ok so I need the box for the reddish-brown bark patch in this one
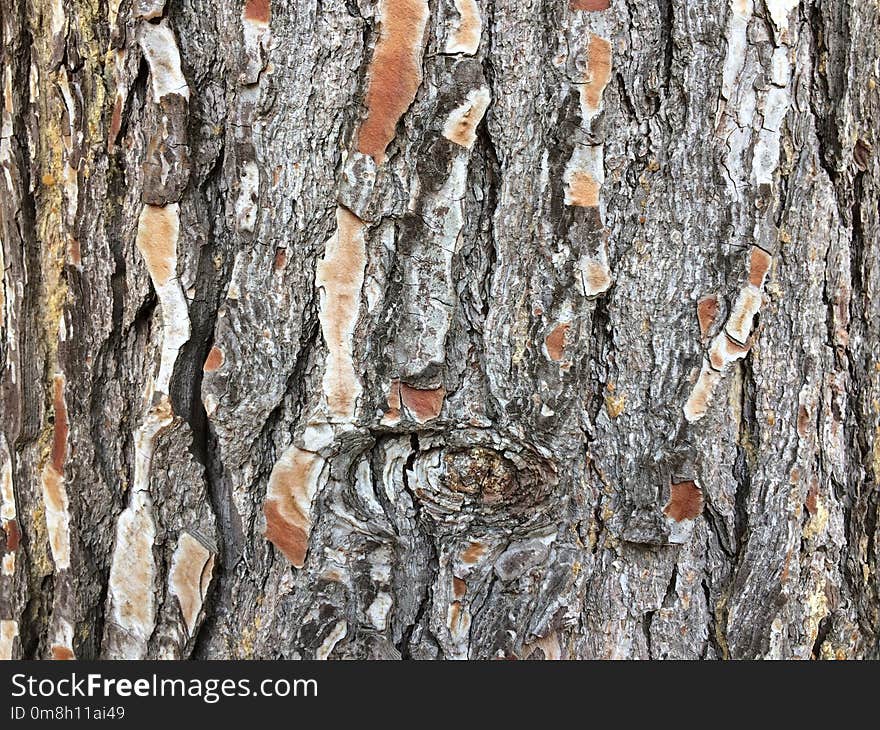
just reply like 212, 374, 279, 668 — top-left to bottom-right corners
108, 95, 123, 153
400, 383, 445, 423
663, 480, 703, 522
51, 645, 75, 660
697, 295, 718, 340
357, 0, 429, 163
570, 0, 610, 9
544, 323, 570, 361
749, 246, 772, 287
273, 247, 287, 271
453, 576, 466, 599
461, 541, 486, 563
3, 519, 20, 551
51, 374, 68, 474
264, 500, 309, 568
244, 0, 270, 23
805, 482, 819, 516
797, 405, 811, 439
581, 35, 612, 113
203, 345, 224, 373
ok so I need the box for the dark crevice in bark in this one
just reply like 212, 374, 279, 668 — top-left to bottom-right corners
397, 433, 439, 659
733, 359, 757, 551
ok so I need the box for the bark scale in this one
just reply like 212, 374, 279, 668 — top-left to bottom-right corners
1, 0, 878, 659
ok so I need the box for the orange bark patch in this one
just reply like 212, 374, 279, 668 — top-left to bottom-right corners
664, 480, 703, 522
316, 207, 367, 419
570, 0, 610, 9
566, 171, 600, 207
583, 258, 612, 297
243, 0, 270, 24
400, 384, 445, 423
51, 374, 68, 474
805, 482, 819, 516
273, 247, 287, 271
545, 323, 570, 361
264, 500, 310, 568
749, 246, 772, 287
797, 405, 811, 439
108, 94, 123, 153
51, 645, 75, 660
696, 295, 718, 340
461, 541, 486, 563
3, 519, 20, 551
447, 0, 481, 54
381, 379, 403, 424
581, 34, 612, 114
453, 576, 466, 599
357, 0, 430, 163
136, 204, 179, 287
264, 446, 325, 568
203, 345, 224, 372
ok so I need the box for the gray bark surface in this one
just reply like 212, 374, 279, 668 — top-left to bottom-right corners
1, 0, 878, 659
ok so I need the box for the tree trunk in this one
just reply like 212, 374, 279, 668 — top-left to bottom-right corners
1, 0, 878, 660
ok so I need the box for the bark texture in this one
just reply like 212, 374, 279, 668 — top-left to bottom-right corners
1, 0, 879, 660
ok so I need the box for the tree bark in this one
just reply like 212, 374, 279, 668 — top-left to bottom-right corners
1, 0, 878, 660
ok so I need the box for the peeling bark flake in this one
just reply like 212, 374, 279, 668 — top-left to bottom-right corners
315, 207, 367, 420
357, 0, 430, 163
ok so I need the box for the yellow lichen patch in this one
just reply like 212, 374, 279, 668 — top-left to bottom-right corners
315, 207, 367, 420
168, 532, 214, 636
604, 392, 625, 418
357, 0, 430, 163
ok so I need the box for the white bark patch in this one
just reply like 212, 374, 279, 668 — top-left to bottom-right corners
235, 161, 260, 232
135, 204, 191, 397
168, 532, 215, 636
445, 0, 482, 55
41, 466, 70, 571
51, 618, 75, 660
139, 20, 190, 102
41, 373, 70, 571
766, 0, 799, 32
1, 553, 13, 576
316, 620, 347, 660
720, 0, 753, 100
107, 490, 157, 658
753, 85, 789, 185
367, 592, 392, 630
134, 0, 166, 20
564, 144, 604, 207
0, 440, 14, 522
0, 619, 18, 660
725, 284, 763, 345
579, 245, 612, 298
105, 399, 172, 658
315, 207, 366, 420
684, 361, 723, 423
442, 87, 491, 149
